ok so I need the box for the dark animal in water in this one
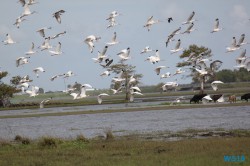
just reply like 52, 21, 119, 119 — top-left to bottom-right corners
190, 94, 207, 104
211, 94, 223, 102
241, 93, 250, 102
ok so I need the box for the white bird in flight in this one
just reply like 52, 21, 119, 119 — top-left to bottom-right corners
140, 46, 153, 54
182, 11, 196, 25
144, 16, 161, 31
92, 46, 108, 63
2, 34, 16, 45
39, 37, 52, 51
170, 39, 183, 54
70, 84, 92, 100
50, 31, 66, 40
25, 42, 37, 55
84, 35, 101, 53
106, 32, 119, 46
145, 50, 161, 64
13, 16, 26, 29
33, 67, 45, 78
25, 86, 39, 97
154, 66, 166, 75
211, 80, 224, 91
49, 42, 63, 56
226, 37, 240, 53
36, 27, 52, 38
16, 56, 30, 67
21, 4, 36, 18
97, 93, 109, 104
160, 72, 171, 79
182, 23, 196, 34
117, 47, 131, 61
106, 11, 121, 20
211, 18, 223, 33
40, 97, 52, 108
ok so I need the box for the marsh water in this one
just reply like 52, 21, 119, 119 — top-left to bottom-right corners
0, 102, 250, 139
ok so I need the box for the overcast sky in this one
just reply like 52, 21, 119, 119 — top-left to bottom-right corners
0, 0, 249, 91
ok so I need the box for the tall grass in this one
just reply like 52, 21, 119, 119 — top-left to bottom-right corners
0, 130, 249, 166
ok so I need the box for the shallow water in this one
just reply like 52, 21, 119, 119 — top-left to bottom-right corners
0, 105, 249, 139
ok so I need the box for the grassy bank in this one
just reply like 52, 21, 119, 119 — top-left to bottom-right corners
0, 130, 249, 166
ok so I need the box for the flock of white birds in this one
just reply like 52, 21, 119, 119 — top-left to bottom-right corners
1, 0, 250, 106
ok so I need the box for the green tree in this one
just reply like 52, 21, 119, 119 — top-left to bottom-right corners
177, 44, 222, 93
109, 63, 143, 101
0, 72, 21, 107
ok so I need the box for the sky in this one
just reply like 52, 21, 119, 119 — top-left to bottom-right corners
0, 0, 249, 92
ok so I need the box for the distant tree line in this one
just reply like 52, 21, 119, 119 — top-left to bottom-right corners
215, 68, 250, 83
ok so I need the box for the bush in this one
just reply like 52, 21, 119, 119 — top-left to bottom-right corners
76, 134, 89, 143
39, 137, 61, 148
105, 129, 115, 141
21, 137, 31, 145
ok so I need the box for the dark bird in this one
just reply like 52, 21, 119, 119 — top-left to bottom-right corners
167, 17, 173, 23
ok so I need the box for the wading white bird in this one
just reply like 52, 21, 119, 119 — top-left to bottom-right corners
97, 93, 109, 104
25, 42, 37, 55
140, 46, 153, 54
160, 72, 171, 79
40, 97, 52, 108
53, 10, 65, 24
145, 50, 161, 64
154, 66, 166, 75
170, 39, 183, 54
211, 18, 223, 33
128, 75, 137, 85
70, 84, 93, 100
2, 34, 16, 45
106, 32, 119, 46
36, 27, 52, 38
25, 86, 39, 97
211, 80, 224, 91
16, 56, 30, 67
49, 42, 62, 56
33, 67, 45, 78
182, 23, 196, 34
13, 16, 26, 28
21, 4, 36, 17
144, 16, 161, 31
170, 96, 185, 105
39, 37, 52, 51
182, 11, 196, 25
202, 95, 213, 104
